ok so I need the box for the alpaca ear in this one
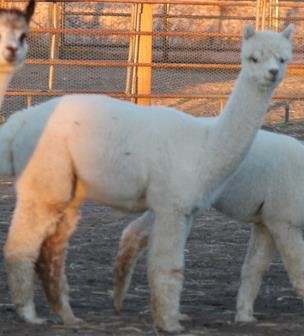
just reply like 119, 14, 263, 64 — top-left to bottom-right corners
24, 0, 35, 23
281, 24, 295, 40
243, 24, 255, 40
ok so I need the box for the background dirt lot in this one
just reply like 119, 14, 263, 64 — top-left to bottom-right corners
1, 124, 304, 336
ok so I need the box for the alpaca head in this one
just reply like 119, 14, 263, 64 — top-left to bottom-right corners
241, 24, 293, 90
0, 0, 35, 69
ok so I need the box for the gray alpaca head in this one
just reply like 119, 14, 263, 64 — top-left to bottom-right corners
0, 0, 35, 67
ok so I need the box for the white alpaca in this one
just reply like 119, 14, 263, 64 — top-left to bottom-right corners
0, 0, 36, 174
4, 25, 292, 332
113, 122, 304, 324
0, 98, 58, 176
0, 0, 35, 112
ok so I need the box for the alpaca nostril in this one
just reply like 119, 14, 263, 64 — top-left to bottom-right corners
6, 46, 17, 54
269, 69, 279, 77
4, 46, 18, 63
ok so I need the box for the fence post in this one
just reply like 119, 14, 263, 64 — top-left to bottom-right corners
269, 0, 280, 31
284, 103, 290, 123
136, 3, 152, 105
126, 4, 140, 103
48, 2, 59, 91
256, 0, 267, 30
256, 0, 280, 31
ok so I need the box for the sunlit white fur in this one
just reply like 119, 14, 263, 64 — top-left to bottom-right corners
113, 124, 304, 323
4, 24, 293, 332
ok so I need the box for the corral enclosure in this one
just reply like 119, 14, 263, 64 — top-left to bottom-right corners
2, 2, 304, 335
2, 0, 304, 123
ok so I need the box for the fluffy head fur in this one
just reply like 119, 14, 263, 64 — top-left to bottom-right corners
0, 0, 35, 68
241, 24, 293, 90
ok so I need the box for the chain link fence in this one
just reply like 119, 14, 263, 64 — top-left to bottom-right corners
2, 0, 304, 123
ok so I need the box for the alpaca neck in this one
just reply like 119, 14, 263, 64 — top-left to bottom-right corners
207, 71, 275, 184
0, 66, 15, 109
0, 67, 17, 176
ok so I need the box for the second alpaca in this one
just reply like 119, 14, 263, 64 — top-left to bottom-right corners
113, 127, 304, 323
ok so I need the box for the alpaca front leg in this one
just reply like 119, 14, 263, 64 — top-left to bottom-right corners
35, 208, 82, 325
268, 222, 304, 302
148, 211, 188, 332
235, 222, 274, 322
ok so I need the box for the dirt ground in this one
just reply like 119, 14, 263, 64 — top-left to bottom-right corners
1, 124, 304, 336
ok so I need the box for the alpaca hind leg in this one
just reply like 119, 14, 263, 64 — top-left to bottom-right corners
148, 211, 189, 332
235, 222, 274, 322
267, 222, 304, 301
113, 211, 152, 312
35, 206, 82, 325
4, 201, 61, 324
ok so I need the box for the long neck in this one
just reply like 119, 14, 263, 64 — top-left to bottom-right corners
0, 66, 14, 109
0, 66, 16, 176
205, 70, 275, 186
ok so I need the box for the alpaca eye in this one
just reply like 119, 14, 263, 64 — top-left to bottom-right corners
279, 57, 285, 64
19, 33, 27, 44
249, 56, 258, 63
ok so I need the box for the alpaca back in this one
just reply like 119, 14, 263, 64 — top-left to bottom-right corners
16, 94, 209, 211
0, 98, 58, 176
215, 130, 304, 224
0, 110, 28, 175
11, 99, 59, 174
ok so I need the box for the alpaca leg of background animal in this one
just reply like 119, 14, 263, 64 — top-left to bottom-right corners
235, 222, 275, 322
35, 197, 84, 325
113, 211, 152, 312
265, 221, 304, 302
147, 210, 191, 332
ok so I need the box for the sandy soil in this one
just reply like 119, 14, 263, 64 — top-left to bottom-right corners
0, 150, 304, 336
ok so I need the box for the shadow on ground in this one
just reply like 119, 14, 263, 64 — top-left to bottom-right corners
0, 172, 304, 335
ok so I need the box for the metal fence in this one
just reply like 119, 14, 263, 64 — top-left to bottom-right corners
2, 0, 304, 123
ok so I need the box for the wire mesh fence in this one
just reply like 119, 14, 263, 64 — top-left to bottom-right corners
2, 0, 304, 123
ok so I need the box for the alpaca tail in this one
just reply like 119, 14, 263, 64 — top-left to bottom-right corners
113, 212, 152, 312
16, 110, 81, 207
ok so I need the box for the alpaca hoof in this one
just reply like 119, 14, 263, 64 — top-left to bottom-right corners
63, 316, 84, 326
23, 315, 47, 325
178, 313, 191, 321
155, 318, 184, 333
112, 296, 122, 313
235, 313, 256, 323
17, 306, 46, 325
